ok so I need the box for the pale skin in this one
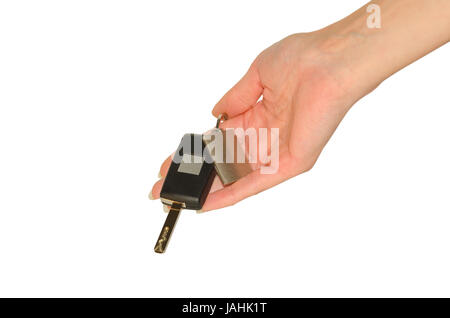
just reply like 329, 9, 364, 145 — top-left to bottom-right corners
151, 0, 450, 211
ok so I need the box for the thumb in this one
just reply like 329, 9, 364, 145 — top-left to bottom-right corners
212, 63, 263, 118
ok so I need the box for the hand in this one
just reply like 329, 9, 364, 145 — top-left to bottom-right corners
151, 0, 450, 211
151, 31, 372, 211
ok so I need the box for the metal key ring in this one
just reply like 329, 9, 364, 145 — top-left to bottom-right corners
216, 113, 228, 128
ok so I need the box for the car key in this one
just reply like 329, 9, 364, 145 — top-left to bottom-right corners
154, 133, 216, 253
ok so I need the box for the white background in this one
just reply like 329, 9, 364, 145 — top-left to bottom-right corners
0, 0, 449, 297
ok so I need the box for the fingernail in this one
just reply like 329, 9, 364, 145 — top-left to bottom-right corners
148, 191, 155, 200
163, 205, 169, 213
196, 209, 205, 214
158, 172, 162, 179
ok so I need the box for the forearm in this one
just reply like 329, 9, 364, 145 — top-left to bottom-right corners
319, 0, 450, 97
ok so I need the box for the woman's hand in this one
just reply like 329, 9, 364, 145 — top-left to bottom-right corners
151, 0, 450, 211
152, 31, 371, 211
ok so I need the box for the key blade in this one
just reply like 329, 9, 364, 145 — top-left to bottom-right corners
154, 203, 182, 253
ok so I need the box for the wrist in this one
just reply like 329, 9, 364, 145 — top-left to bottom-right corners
316, 0, 450, 99
316, 9, 393, 99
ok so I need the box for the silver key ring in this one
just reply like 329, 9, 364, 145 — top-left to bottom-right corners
216, 113, 228, 128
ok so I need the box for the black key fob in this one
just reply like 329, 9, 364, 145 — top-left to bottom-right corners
160, 133, 216, 210
154, 134, 216, 253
